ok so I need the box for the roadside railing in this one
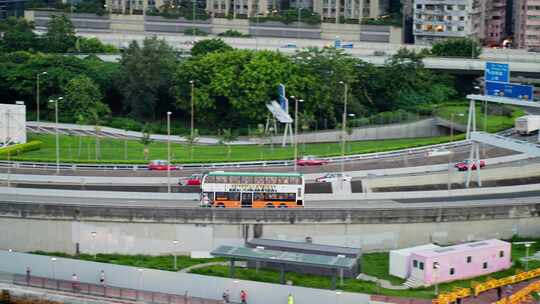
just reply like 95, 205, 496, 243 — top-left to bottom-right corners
0, 140, 470, 172
13, 274, 220, 304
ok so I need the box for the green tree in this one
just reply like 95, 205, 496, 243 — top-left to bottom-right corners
61, 75, 111, 120
76, 37, 118, 53
185, 129, 199, 160
430, 37, 482, 58
118, 37, 178, 119
140, 123, 152, 160
0, 17, 40, 52
218, 128, 238, 158
43, 14, 76, 53
190, 39, 232, 57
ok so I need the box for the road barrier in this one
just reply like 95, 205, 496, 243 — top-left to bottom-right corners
432, 268, 540, 304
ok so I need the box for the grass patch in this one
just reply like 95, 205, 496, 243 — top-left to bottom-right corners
31, 251, 225, 272
8, 133, 465, 164
434, 103, 524, 133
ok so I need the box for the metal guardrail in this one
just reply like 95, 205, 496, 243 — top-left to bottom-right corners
13, 274, 220, 304
0, 140, 469, 171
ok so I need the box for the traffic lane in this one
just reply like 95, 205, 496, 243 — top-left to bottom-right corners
2, 192, 540, 209
0, 145, 516, 177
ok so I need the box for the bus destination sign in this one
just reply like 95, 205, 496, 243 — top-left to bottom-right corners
227, 184, 277, 193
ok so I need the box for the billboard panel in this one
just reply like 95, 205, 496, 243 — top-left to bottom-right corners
0, 103, 27, 145
266, 101, 293, 123
485, 81, 534, 100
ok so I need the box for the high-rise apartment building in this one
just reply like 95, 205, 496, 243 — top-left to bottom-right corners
514, 0, 540, 49
413, 0, 508, 45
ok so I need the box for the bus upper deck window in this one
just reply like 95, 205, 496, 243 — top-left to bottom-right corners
277, 177, 289, 184
241, 176, 254, 184
291, 177, 301, 184
206, 176, 216, 183
229, 176, 241, 183
265, 177, 277, 184
216, 176, 228, 183
254, 176, 265, 184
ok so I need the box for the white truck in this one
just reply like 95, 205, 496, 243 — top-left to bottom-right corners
515, 115, 540, 135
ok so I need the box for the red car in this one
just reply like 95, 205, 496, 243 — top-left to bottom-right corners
296, 155, 329, 166
179, 174, 203, 186
147, 160, 178, 171
455, 159, 486, 171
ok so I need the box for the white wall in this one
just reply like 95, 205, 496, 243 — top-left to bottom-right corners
0, 103, 27, 145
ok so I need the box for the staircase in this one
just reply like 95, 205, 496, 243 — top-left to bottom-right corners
404, 276, 425, 288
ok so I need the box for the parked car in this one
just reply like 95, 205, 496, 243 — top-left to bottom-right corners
296, 155, 329, 166
455, 159, 486, 171
426, 149, 452, 157
147, 160, 178, 171
179, 174, 203, 186
316, 173, 352, 183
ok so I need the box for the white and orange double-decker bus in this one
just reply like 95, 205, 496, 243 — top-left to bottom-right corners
200, 172, 305, 208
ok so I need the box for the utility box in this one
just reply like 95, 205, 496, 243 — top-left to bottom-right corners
0, 103, 27, 146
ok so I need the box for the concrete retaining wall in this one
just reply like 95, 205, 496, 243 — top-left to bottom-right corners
0, 214, 538, 255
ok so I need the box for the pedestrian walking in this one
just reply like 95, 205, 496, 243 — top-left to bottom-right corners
99, 270, 105, 286
222, 289, 230, 303
25, 267, 31, 284
240, 290, 247, 304
287, 293, 294, 304
497, 286, 502, 300
506, 284, 513, 298
72, 273, 79, 292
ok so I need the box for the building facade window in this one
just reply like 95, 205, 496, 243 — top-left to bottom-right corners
450, 268, 455, 275
467, 256, 472, 263
419, 262, 424, 270
413, 260, 418, 268
483, 262, 488, 269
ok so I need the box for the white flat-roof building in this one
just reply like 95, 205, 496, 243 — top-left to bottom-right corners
0, 103, 27, 146
389, 243, 441, 279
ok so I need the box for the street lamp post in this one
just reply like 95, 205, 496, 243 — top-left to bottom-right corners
48, 97, 63, 174
433, 262, 440, 296
50, 257, 57, 283
36, 72, 47, 123
91, 231, 97, 259
167, 111, 172, 194
297, 7, 303, 41
173, 240, 179, 270
137, 268, 144, 300
525, 243, 531, 271
292, 96, 303, 172
339, 81, 348, 177
189, 80, 195, 139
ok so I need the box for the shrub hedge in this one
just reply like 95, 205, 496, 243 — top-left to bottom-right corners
0, 140, 43, 158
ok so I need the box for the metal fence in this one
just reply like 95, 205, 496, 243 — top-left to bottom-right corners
13, 274, 221, 304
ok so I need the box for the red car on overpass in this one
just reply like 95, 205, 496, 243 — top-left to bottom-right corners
455, 159, 486, 171
147, 160, 179, 171
179, 174, 203, 186
296, 155, 329, 166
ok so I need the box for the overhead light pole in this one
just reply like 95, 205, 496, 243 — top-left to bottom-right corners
91, 231, 97, 260
189, 80, 195, 139
167, 111, 172, 194
48, 97, 63, 174
338, 81, 348, 177
292, 97, 303, 172
433, 262, 440, 296
36, 72, 47, 123
173, 240, 179, 270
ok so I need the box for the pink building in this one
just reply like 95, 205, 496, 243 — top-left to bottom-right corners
515, 0, 540, 49
409, 239, 511, 286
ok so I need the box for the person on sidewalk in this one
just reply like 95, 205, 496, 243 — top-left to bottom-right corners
240, 290, 247, 304
25, 267, 31, 284
497, 286, 502, 300
99, 270, 105, 286
71, 273, 79, 292
222, 290, 230, 303
287, 293, 294, 304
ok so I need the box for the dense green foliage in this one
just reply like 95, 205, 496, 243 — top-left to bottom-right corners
250, 9, 322, 25
117, 37, 178, 119
190, 39, 233, 57
0, 17, 118, 53
0, 140, 43, 157
218, 30, 250, 37
430, 37, 482, 58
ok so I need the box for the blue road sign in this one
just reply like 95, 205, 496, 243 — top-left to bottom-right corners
485, 62, 509, 83
485, 81, 534, 100
341, 43, 354, 49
